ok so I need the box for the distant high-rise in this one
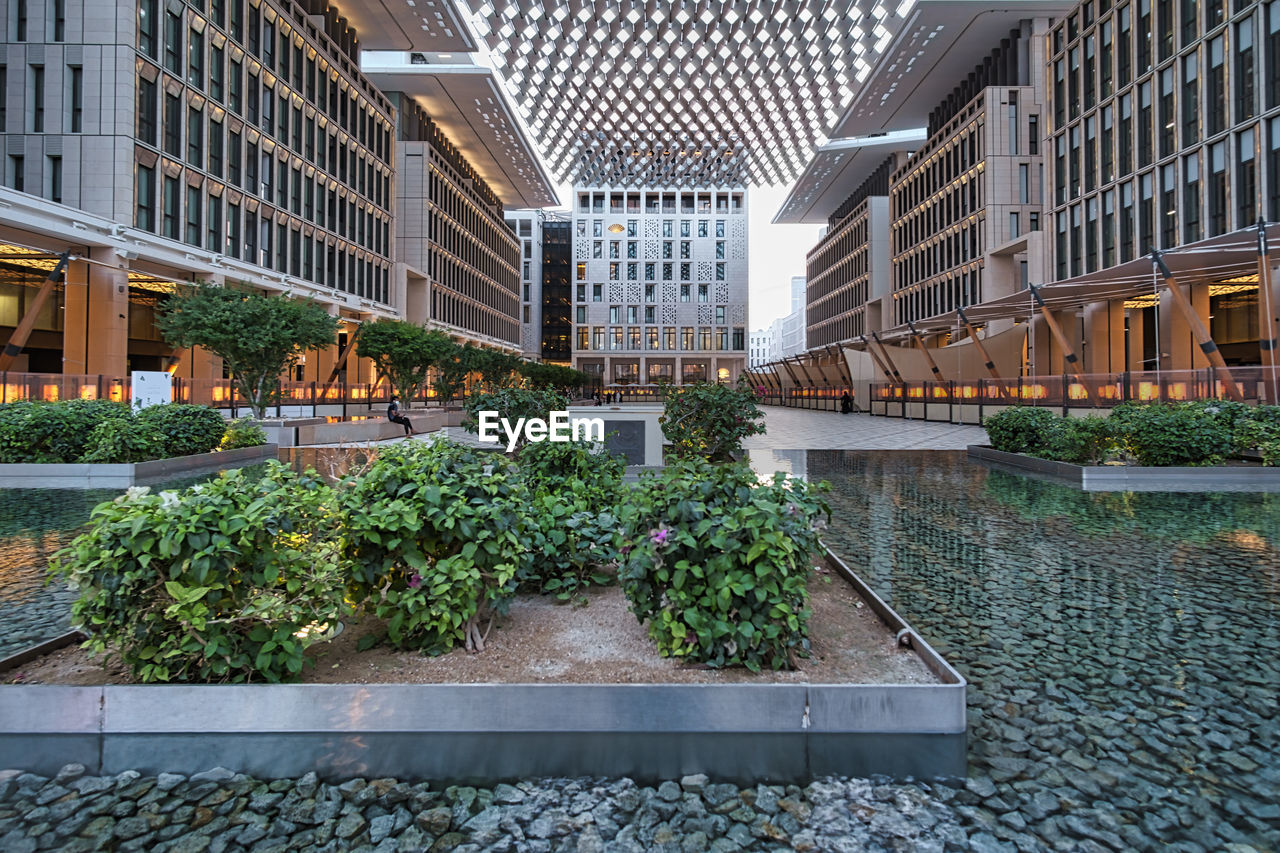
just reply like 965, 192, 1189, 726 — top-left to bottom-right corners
569, 186, 748, 386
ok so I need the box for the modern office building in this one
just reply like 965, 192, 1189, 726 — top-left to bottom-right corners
539, 212, 571, 364
569, 187, 748, 386
0, 0, 554, 386
504, 209, 545, 358
749, 329, 771, 368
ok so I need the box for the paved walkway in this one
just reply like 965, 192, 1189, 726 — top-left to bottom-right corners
743, 406, 987, 451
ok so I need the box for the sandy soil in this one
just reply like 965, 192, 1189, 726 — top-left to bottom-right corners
7, 568, 937, 686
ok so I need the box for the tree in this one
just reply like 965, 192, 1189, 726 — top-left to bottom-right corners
157, 282, 338, 419
357, 319, 440, 403
468, 347, 522, 390
431, 340, 471, 405
521, 361, 590, 391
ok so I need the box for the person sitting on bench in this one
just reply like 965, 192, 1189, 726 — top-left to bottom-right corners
387, 396, 414, 435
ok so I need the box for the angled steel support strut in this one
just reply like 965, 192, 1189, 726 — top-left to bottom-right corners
0, 252, 70, 372
1150, 249, 1244, 403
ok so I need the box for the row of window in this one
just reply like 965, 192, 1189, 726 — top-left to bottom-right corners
576, 191, 745, 215
1054, 122, 1280, 279
5, 153, 61, 202
137, 0, 392, 159
431, 285, 518, 347
584, 240, 729, 260
0, 63, 81, 134
428, 167, 520, 276
893, 268, 986, 327
574, 283, 728, 303
1051, 0, 1267, 127
574, 326, 747, 352
1052, 11, 1278, 206
808, 306, 868, 347
134, 163, 389, 302
574, 219, 730, 238
137, 64, 391, 216
589, 304, 734, 325
576, 362, 729, 386
576, 262, 729, 282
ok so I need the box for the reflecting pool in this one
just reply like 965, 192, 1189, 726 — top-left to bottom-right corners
802, 450, 1280, 851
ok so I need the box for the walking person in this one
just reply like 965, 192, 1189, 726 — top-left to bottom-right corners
387, 395, 414, 435
840, 391, 853, 414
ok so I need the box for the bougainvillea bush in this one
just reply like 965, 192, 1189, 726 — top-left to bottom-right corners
341, 439, 530, 653
50, 463, 348, 683
659, 381, 765, 461
618, 459, 830, 671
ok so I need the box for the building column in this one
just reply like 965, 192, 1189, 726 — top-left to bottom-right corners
62, 247, 130, 377
1160, 282, 1210, 370
1084, 299, 1126, 375
1126, 309, 1146, 372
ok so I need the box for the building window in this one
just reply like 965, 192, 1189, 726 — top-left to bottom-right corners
1269, 2, 1280, 111
1159, 163, 1176, 249
136, 76, 157, 144
206, 196, 221, 251
135, 165, 155, 231
1208, 141, 1227, 236
164, 12, 182, 74
185, 186, 201, 245
228, 60, 242, 112
1183, 154, 1201, 242
163, 93, 180, 155
186, 107, 203, 167
30, 65, 44, 132
66, 66, 82, 132
8, 156, 22, 192
1236, 18, 1255, 123
44, 155, 60, 203
1137, 80, 1152, 168
1270, 117, 1280, 221
1207, 35, 1225, 136
226, 202, 240, 258
1102, 189, 1116, 267
138, 0, 158, 57
162, 176, 180, 239
15, 0, 27, 41
1182, 54, 1199, 146
188, 28, 204, 89
1238, 128, 1257, 228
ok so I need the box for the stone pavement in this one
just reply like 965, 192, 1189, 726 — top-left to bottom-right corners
744, 405, 987, 451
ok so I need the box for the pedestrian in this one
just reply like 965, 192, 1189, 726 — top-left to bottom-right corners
840, 391, 853, 414
387, 395, 414, 435
594, 390, 602, 407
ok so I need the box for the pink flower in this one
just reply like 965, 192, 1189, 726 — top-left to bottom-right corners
408, 573, 422, 589
649, 527, 671, 547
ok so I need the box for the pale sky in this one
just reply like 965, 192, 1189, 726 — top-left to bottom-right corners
549, 182, 821, 334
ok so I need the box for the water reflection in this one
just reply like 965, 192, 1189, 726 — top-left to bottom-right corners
810, 451, 1280, 850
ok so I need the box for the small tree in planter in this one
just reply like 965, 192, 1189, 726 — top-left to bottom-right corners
431, 337, 471, 406
469, 347, 523, 390
660, 381, 765, 462
357, 319, 444, 404
157, 282, 339, 419
618, 459, 831, 671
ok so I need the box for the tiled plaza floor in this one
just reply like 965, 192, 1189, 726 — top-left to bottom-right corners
744, 405, 988, 450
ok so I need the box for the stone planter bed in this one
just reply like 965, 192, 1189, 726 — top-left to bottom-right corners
0, 445, 279, 489
0, 550, 966, 783
967, 444, 1280, 492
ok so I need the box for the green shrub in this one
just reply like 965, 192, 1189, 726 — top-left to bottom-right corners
1231, 417, 1280, 454
660, 381, 765, 462
1260, 440, 1280, 467
80, 417, 165, 463
1121, 403, 1235, 466
518, 438, 624, 506
514, 440, 626, 599
462, 386, 571, 451
50, 463, 348, 682
220, 417, 268, 450
983, 406, 1060, 454
0, 399, 132, 463
1040, 416, 1118, 465
341, 439, 529, 652
136, 404, 226, 458
618, 460, 830, 671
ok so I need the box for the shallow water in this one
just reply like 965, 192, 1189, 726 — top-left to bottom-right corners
794, 450, 1280, 851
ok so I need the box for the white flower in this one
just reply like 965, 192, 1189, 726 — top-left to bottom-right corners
159, 490, 180, 509
120, 486, 151, 502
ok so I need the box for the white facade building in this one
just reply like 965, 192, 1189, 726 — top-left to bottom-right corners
749, 330, 772, 368
504, 210, 545, 359
570, 187, 748, 386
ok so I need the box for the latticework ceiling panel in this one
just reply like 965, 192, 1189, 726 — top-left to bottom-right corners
458, 0, 919, 186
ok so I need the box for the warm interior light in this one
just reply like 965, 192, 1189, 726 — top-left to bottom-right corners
607, 223, 626, 233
